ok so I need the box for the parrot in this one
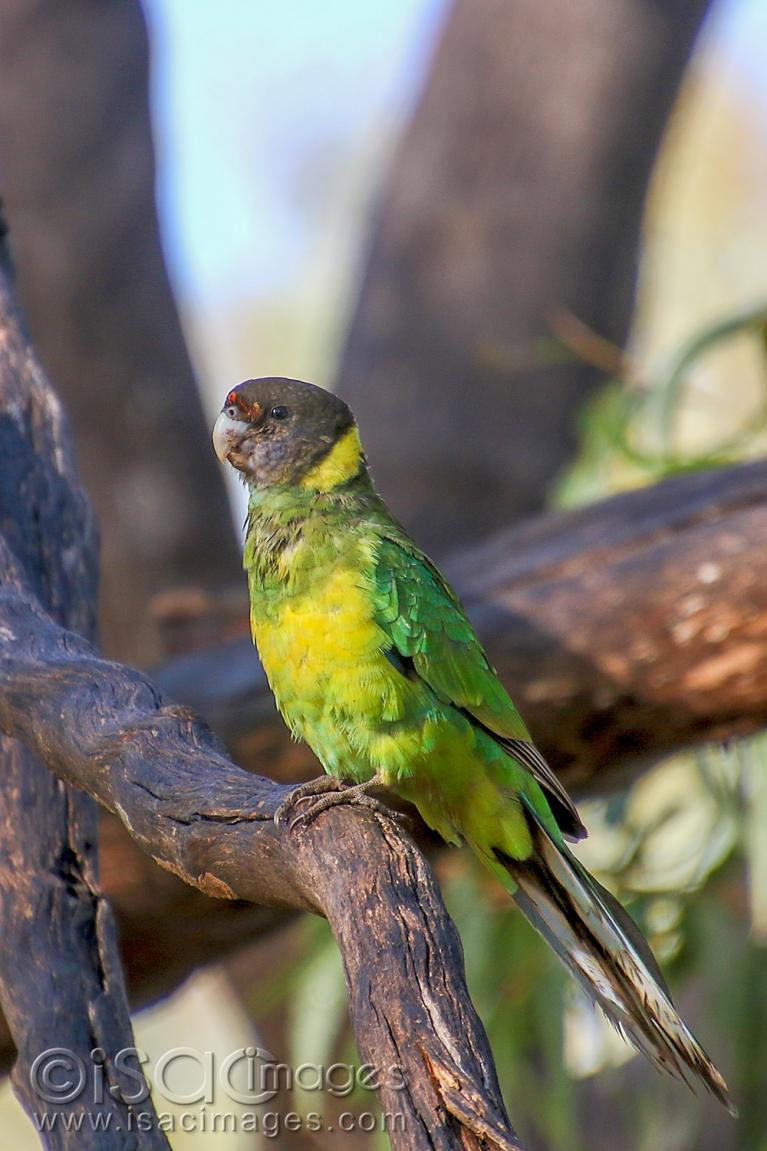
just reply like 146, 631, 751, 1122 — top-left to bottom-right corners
213, 376, 734, 1113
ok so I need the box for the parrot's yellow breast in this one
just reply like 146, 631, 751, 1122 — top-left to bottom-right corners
249, 541, 420, 780
252, 560, 383, 692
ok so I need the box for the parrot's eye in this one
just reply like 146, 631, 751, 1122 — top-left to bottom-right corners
271, 405, 291, 421
225, 405, 238, 419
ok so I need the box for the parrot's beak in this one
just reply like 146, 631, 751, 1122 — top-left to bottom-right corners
212, 410, 240, 463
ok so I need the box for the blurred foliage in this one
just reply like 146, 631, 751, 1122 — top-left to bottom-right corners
555, 301, 767, 507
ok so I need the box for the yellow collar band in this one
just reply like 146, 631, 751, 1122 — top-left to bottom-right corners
300, 426, 364, 491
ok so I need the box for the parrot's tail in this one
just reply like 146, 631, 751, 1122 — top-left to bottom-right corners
495, 798, 735, 1115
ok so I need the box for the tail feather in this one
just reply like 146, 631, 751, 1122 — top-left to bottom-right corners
497, 798, 735, 1115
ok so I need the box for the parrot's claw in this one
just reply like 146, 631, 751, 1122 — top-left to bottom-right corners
286, 791, 405, 832
275, 775, 407, 832
273, 775, 342, 828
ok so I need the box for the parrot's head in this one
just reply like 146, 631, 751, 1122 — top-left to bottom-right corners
212, 377, 365, 492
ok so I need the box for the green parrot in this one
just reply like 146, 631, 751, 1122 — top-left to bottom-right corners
213, 376, 733, 1112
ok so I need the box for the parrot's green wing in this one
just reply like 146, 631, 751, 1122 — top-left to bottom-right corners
373, 532, 586, 840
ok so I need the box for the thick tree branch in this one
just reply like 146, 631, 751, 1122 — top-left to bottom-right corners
159, 457, 767, 791
0, 575, 522, 1151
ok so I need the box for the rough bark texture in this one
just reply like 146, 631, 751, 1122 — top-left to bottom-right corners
0, 221, 168, 1147
0, 208, 520, 1151
0, 576, 522, 1151
0, 0, 241, 665
337, 0, 711, 549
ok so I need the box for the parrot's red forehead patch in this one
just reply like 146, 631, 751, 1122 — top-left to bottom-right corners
226, 389, 263, 421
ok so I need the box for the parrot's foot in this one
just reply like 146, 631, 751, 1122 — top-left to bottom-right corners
274, 775, 342, 827
275, 774, 406, 832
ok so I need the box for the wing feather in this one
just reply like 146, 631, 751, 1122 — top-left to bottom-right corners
372, 531, 586, 840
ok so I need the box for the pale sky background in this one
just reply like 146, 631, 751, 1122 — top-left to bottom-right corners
146, 0, 447, 311
145, 0, 766, 317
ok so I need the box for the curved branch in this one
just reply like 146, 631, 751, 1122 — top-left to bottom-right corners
0, 575, 521, 1151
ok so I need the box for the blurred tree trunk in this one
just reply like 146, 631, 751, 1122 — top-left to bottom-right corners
0, 0, 241, 666
338, 0, 712, 552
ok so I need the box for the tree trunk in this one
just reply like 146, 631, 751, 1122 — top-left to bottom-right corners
0, 0, 241, 665
0, 211, 168, 1149
338, 0, 711, 549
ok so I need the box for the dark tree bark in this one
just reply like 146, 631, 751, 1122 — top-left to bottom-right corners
338, 0, 712, 549
0, 206, 521, 1151
0, 813, 290, 1076
0, 556, 523, 1151
0, 220, 168, 1147
0, 0, 241, 666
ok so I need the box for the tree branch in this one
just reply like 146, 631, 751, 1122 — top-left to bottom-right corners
159, 457, 767, 792
0, 574, 522, 1151
0, 205, 521, 1150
